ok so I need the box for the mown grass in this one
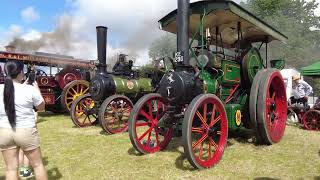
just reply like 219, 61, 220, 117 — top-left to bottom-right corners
0, 114, 319, 179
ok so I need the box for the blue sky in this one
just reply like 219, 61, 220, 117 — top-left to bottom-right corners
0, 0, 70, 32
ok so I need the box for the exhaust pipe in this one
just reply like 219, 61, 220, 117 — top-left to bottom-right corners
177, 0, 190, 66
96, 26, 108, 73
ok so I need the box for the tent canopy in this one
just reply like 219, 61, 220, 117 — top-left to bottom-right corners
301, 61, 320, 76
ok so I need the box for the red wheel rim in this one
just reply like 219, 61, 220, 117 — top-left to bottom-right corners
190, 98, 227, 168
103, 97, 132, 134
74, 97, 97, 127
264, 72, 287, 143
133, 96, 173, 153
303, 110, 320, 131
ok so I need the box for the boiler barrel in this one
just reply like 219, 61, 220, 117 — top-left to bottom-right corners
113, 77, 152, 95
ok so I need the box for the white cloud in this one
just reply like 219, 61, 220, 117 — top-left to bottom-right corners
21, 6, 40, 23
22, 29, 41, 41
0, 0, 252, 65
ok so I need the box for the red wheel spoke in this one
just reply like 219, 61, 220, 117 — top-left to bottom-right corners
139, 109, 152, 122
210, 115, 221, 127
148, 101, 153, 119
157, 101, 162, 111
138, 127, 153, 141
146, 130, 152, 146
118, 117, 121, 128
156, 100, 162, 119
208, 141, 212, 159
209, 105, 216, 125
192, 134, 208, 150
136, 122, 149, 127
191, 127, 203, 133
271, 92, 276, 101
196, 111, 209, 129
199, 142, 204, 160
209, 137, 218, 149
203, 103, 207, 122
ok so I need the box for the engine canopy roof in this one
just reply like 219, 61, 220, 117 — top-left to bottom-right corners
159, 0, 288, 49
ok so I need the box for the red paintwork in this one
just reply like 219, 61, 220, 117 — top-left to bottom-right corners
56, 69, 82, 89
224, 84, 240, 104
190, 98, 228, 168
104, 97, 132, 134
264, 71, 287, 143
132, 96, 173, 153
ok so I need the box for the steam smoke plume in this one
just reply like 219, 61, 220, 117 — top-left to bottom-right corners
8, 15, 72, 54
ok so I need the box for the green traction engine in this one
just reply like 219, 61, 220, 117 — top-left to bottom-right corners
70, 26, 160, 134
128, 0, 288, 169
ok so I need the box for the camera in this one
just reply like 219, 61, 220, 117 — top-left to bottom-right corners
26, 66, 36, 85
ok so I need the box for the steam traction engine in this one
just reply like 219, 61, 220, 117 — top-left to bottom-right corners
128, 0, 288, 169
0, 48, 94, 112
70, 26, 165, 134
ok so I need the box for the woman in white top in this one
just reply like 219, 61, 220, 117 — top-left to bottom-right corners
0, 60, 47, 180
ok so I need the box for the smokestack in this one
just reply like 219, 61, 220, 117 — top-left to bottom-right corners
177, 0, 190, 66
5, 45, 16, 52
96, 26, 108, 73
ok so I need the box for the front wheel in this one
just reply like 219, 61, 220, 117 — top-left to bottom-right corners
183, 94, 228, 169
70, 94, 98, 127
128, 93, 173, 154
99, 95, 133, 134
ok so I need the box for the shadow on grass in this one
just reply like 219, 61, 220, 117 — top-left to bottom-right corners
127, 147, 143, 156
315, 176, 320, 180
43, 157, 63, 180
126, 130, 266, 171
254, 178, 280, 180
0, 157, 62, 180
228, 128, 260, 145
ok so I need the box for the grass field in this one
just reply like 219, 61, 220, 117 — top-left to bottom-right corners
0, 114, 319, 179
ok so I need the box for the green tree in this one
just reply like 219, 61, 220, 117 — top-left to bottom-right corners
244, 0, 320, 68
148, 34, 176, 60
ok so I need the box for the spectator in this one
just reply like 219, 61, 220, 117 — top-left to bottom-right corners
291, 75, 313, 107
0, 60, 48, 180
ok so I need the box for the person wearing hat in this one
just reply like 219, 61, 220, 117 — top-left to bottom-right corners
290, 75, 313, 107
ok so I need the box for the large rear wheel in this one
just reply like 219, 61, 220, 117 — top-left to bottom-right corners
128, 93, 173, 154
257, 69, 287, 144
183, 94, 228, 169
249, 69, 267, 142
70, 94, 98, 127
99, 95, 133, 134
302, 110, 320, 131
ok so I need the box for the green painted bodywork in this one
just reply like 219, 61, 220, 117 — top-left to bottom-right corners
224, 104, 242, 129
270, 59, 285, 70
243, 48, 264, 82
221, 60, 241, 86
113, 76, 153, 96
200, 71, 217, 94
158, 0, 287, 131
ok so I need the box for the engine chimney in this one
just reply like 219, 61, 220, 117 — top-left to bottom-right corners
177, 0, 190, 66
96, 26, 108, 73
